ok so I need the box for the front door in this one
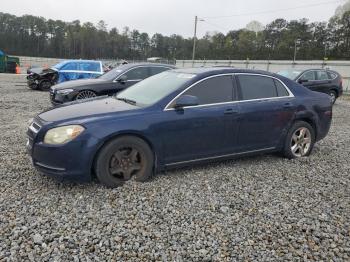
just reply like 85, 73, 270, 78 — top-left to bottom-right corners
115, 66, 150, 91
161, 75, 240, 164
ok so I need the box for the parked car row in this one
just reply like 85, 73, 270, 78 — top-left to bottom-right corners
26, 66, 333, 188
50, 63, 175, 104
277, 68, 343, 104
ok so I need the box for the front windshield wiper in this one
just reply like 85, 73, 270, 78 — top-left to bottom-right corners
116, 97, 137, 105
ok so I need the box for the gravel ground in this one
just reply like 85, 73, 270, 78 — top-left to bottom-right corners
0, 74, 350, 261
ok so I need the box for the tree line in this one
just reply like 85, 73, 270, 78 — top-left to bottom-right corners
0, 11, 350, 60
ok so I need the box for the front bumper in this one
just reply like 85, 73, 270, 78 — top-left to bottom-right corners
26, 123, 99, 182
50, 90, 78, 105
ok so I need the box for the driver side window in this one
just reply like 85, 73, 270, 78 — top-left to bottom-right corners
181, 75, 234, 105
123, 67, 149, 81
300, 71, 316, 81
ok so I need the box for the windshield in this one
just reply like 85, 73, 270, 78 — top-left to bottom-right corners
277, 69, 302, 80
116, 71, 195, 106
98, 67, 124, 81
52, 61, 68, 70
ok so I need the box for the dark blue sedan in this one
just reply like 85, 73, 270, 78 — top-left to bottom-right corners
26, 68, 332, 187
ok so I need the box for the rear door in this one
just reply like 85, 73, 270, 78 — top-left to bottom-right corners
314, 70, 333, 94
235, 74, 295, 152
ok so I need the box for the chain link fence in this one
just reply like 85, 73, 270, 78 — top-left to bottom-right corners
176, 60, 350, 93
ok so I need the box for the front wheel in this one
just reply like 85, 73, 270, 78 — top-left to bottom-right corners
95, 136, 154, 188
39, 80, 52, 91
75, 90, 97, 100
282, 121, 315, 159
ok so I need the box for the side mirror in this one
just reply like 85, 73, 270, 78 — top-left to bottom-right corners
174, 95, 199, 109
298, 79, 308, 84
117, 75, 127, 84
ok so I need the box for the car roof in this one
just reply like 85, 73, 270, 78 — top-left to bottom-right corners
172, 67, 277, 78
121, 63, 176, 69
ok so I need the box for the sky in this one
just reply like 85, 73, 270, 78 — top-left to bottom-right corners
1, 0, 346, 37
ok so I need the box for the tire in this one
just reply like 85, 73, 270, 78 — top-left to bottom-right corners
28, 84, 39, 90
75, 90, 97, 100
282, 121, 315, 159
39, 80, 52, 91
95, 136, 154, 188
329, 90, 337, 104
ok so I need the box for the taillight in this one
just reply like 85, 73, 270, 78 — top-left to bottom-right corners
324, 110, 332, 117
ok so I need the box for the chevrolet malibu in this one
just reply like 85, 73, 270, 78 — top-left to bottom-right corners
26, 68, 332, 188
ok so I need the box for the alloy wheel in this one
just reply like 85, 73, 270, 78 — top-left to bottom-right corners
109, 147, 144, 180
290, 127, 312, 157
76, 90, 96, 100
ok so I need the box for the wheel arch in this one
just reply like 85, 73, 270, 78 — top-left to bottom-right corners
293, 116, 317, 140
329, 88, 338, 97
89, 131, 157, 178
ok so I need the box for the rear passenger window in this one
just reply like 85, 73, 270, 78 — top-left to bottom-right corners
183, 75, 233, 105
124, 67, 149, 80
150, 67, 170, 75
80, 62, 100, 72
274, 79, 289, 97
328, 72, 337, 79
316, 70, 329, 80
238, 75, 277, 100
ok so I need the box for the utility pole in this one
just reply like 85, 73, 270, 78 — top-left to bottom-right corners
192, 16, 198, 62
293, 40, 297, 63
293, 39, 301, 63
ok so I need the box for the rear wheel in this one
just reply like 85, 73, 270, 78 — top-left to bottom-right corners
39, 80, 52, 91
95, 136, 154, 188
75, 90, 96, 100
329, 90, 337, 104
283, 121, 315, 159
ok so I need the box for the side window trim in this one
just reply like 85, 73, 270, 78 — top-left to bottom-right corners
164, 73, 294, 111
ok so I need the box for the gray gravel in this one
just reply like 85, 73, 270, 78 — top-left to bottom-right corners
0, 73, 350, 261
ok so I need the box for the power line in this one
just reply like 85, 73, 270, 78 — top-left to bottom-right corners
201, 20, 229, 32
202, 0, 346, 20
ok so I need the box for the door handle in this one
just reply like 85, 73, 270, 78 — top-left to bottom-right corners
283, 102, 293, 109
224, 108, 238, 115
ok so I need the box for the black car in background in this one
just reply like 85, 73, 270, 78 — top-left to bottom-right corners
277, 69, 343, 104
50, 63, 176, 105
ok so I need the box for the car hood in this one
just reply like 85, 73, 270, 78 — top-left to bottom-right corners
28, 67, 57, 75
38, 97, 139, 122
52, 78, 109, 90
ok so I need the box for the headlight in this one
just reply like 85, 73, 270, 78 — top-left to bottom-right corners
57, 89, 74, 95
44, 125, 85, 145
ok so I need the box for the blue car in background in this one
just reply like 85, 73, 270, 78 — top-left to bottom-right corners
27, 60, 104, 91
26, 67, 332, 188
